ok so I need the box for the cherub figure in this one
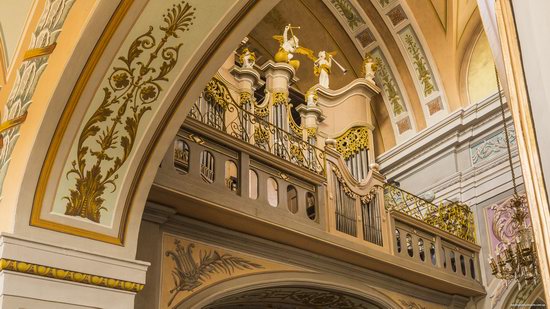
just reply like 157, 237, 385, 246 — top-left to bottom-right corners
305, 88, 318, 107
362, 53, 377, 84
239, 48, 255, 69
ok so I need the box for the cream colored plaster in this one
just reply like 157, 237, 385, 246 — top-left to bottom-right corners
467, 31, 497, 105
0, 0, 35, 71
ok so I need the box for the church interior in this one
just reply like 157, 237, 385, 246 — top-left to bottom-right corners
0, 0, 548, 308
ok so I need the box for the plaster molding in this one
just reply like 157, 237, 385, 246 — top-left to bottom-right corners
378, 92, 505, 175
0, 233, 148, 292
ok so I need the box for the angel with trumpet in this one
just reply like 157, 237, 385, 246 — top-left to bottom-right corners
302, 50, 345, 89
273, 24, 313, 69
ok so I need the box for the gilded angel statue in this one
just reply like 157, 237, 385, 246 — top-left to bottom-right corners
272, 24, 314, 70
362, 53, 377, 84
239, 48, 255, 69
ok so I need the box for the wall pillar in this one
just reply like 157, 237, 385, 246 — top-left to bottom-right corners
0, 234, 147, 308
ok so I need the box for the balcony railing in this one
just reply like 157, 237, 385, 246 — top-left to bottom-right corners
187, 78, 326, 176
383, 184, 476, 243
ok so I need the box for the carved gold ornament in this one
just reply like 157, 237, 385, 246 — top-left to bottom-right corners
205, 77, 237, 109
0, 258, 143, 292
239, 91, 253, 107
254, 104, 270, 118
306, 127, 317, 139
272, 92, 288, 106
335, 127, 369, 160
64, 1, 195, 223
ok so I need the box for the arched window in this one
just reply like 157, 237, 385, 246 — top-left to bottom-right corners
306, 192, 316, 220
470, 258, 476, 279
460, 255, 466, 276
287, 186, 298, 214
248, 170, 258, 200
396, 229, 401, 253
225, 161, 238, 192
442, 248, 447, 269
174, 139, 189, 173
430, 243, 436, 265
418, 238, 425, 261
200, 151, 215, 183
406, 234, 413, 257
450, 251, 457, 272
267, 178, 278, 207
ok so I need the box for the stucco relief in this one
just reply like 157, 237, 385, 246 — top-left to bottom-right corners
0, 0, 75, 196
161, 234, 303, 309
485, 194, 530, 308
470, 126, 516, 165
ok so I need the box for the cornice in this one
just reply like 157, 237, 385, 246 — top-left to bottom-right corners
378, 93, 509, 175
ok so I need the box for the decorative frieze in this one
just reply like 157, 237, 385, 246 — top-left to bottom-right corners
0, 258, 143, 292
399, 26, 437, 98
470, 126, 516, 165
328, 0, 365, 30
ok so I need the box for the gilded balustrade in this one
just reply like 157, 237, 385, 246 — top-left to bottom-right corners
187, 78, 326, 176
383, 184, 476, 243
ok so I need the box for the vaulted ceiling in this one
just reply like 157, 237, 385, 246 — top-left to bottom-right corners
241, 0, 490, 153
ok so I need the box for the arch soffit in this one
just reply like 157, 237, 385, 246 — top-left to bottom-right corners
181, 271, 403, 309
6, 0, 279, 259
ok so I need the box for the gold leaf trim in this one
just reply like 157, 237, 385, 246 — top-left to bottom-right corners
0, 258, 144, 292
23, 43, 57, 61
272, 92, 287, 106
335, 126, 369, 159
0, 112, 27, 134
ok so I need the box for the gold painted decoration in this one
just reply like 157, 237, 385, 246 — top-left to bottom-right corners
187, 79, 326, 176
399, 27, 437, 97
328, 0, 365, 30
371, 49, 406, 116
23, 43, 57, 61
0, 258, 143, 292
289, 113, 302, 136
335, 127, 369, 160
254, 104, 269, 118
64, 2, 196, 223
165, 239, 262, 306
253, 127, 269, 145
0, 112, 27, 148
161, 235, 300, 308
